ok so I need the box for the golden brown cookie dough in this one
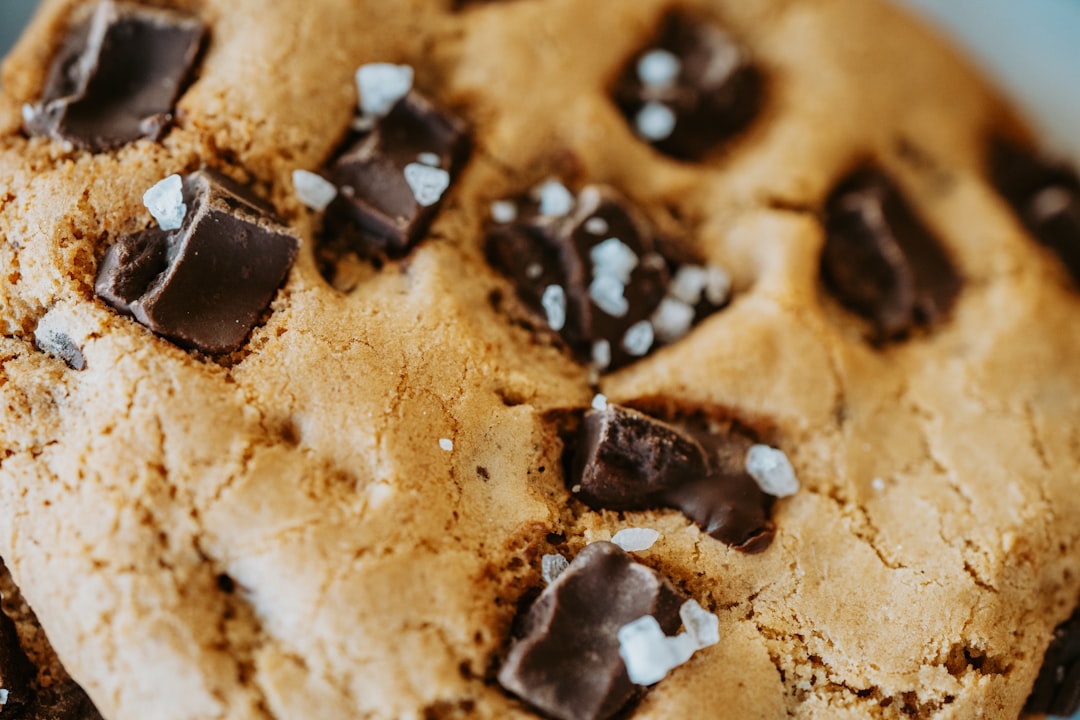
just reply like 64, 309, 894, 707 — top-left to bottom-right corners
1, 0, 1079, 719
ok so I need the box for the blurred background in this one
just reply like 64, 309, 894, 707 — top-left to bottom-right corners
1, 0, 1078, 160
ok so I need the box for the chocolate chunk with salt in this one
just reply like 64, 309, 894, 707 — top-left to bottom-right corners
24, 1, 205, 152
821, 167, 960, 341
498, 542, 684, 720
26, 679, 103, 720
486, 184, 729, 372
0, 605, 35, 715
1025, 607, 1080, 717
571, 405, 775, 553
95, 169, 299, 354
323, 91, 470, 259
990, 139, 1080, 283
612, 13, 763, 160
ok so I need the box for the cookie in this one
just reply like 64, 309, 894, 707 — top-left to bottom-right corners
1, 0, 1080, 719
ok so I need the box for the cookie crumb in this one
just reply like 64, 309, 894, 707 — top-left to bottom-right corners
611, 528, 660, 552
745, 444, 799, 497
292, 169, 337, 211
143, 174, 187, 230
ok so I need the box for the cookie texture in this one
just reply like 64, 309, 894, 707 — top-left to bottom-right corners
1, 0, 1079, 719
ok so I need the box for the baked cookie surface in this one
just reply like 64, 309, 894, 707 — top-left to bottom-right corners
1, 1, 1080, 719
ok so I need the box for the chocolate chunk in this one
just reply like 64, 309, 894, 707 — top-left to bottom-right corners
26, 679, 103, 720
612, 13, 763, 160
0, 605, 35, 715
1025, 607, 1080, 716
486, 184, 729, 372
322, 91, 470, 259
570, 405, 775, 552
989, 139, 1080, 282
498, 542, 684, 720
821, 167, 960, 340
95, 169, 299, 354
24, 1, 205, 151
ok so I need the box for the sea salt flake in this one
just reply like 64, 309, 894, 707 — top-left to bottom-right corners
592, 339, 612, 370
670, 265, 708, 304
403, 163, 451, 207
680, 599, 719, 649
541, 284, 567, 331
745, 444, 800, 497
611, 527, 659, 552
571, 484, 582, 493
591, 393, 608, 411
589, 275, 629, 317
1032, 186, 1073, 220
636, 102, 677, 142
534, 179, 574, 217
351, 114, 378, 133
541, 553, 569, 584
590, 237, 639, 284
618, 615, 697, 686
439, 438, 453, 452
490, 200, 517, 224
355, 63, 414, 117
637, 48, 681, 87
584, 216, 610, 235
417, 152, 441, 167
0, 688, 8, 705
143, 174, 187, 231
622, 320, 654, 357
703, 266, 732, 305
525, 263, 543, 279
872, 477, 885, 492
292, 169, 337, 211
21, 103, 34, 125
650, 297, 695, 343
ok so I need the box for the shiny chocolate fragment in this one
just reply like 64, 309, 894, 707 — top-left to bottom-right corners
498, 542, 684, 720
95, 169, 299, 354
822, 167, 960, 340
612, 13, 763, 160
323, 91, 470, 259
486, 184, 728, 372
570, 405, 775, 552
990, 139, 1080, 282
1025, 607, 1080, 717
24, 1, 205, 151
0, 605, 35, 715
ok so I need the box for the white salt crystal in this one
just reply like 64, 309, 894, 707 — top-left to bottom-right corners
650, 297, 695, 344
1032, 186, 1072, 220
592, 339, 612, 370
541, 285, 567, 331
571, 484, 582, 493
590, 238, 639, 284
669, 265, 708, 304
622, 320, 654, 357
355, 62, 414, 117
0, 688, 8, 705
591, 393, 608, 411
351, 114, 378, 133
541, 553, 569, 584
703, 265, 732, 305
143, 174, 186, 231
636, 102, 677, 142
491, 200, 517, 224
680, 599, 719, 649
439, 438, 453, 452
872, 477, 886, 492
745, 444, 800, 498
292, 169, 337, 212
618, 615, 696, 686
584, 216, 609, 236
611, 527, 659, 552
535, 179, 574, 217
21, 103, 34, 125
403, 163, 451, 207
417, 152, 441, 167
637, 49, 681, 87
589, 275, 629, 317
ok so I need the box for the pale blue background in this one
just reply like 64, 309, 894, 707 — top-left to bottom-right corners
0, 0, 1079, 717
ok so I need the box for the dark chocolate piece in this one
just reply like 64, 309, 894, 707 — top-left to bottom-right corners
570, 405, 775, 552
486, 184, 727, 372
25, 679, 103, 720
498, 542, 684, 720
0, 604, 35, 715
95, 169, 299, 354
1025, 607, 1080, 717
612, 13, 763, 160
821, 167, 960, 340
24, 1, 205, 152
989, 139, 1080, 282
322, 91, 470, 259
